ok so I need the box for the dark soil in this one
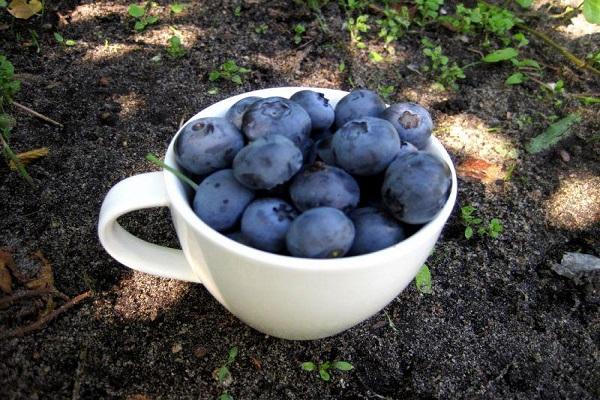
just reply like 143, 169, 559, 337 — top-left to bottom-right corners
1, 1, 599, 399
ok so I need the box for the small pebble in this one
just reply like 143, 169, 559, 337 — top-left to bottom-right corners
171, 343, 182, 353
559, 149, 570, 163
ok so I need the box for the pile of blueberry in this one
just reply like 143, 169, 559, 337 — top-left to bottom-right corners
174, 89, 451, 259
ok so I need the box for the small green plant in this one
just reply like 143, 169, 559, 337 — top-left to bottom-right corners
415, 0, 444, 23
377, 84, 394, 101
461, 205, 503, 239
170, 2, 185, 14
346, 14, 369, 48
54, 32, 76, 47
415, 264, 432, 294
255, 23, 268, 34
480, 48, 543, 87
301, 360, 353, 381
293, 23, 305, 44
215, 347, 238, 400
368, 51, 383, 63
209, 60, 251, 85
166, 35, 185, 58
340, 0, 367, 12
0, 56, 31, 184
128, 2, 159, 31
233, 5, 241, 16
376, 4, 410, 46
27, 30, 41, 53
587, 50, 600, 67
421, 38, 465, 90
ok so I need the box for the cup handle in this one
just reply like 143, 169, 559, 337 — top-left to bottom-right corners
98, 172, 201, 283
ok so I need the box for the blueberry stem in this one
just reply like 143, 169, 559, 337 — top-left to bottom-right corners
145, 153, 198, 191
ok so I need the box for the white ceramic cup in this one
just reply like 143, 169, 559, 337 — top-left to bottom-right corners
98, 87, 457, 340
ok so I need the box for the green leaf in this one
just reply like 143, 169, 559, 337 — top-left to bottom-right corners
65, 39, 76, 46
170, 3, 184, 13
415, 264, 432, 294
369, 51, 384, 62
230, 74, 243, 85
0, 0, 7, 7
208, 87, 219, 95
222, 60, 238, 72
53, 32, 64, 43
217, 366, 230, 382
516, 59, 540, 69
168, 35, 181, 46
208, 71, 221, 81
513, 33, 529, 47
525, 113, 582, 154
583, 0, 600, 24
301, 362, 316, 371
333, 361, 354, 371
515, 0, 533, 8
128, 4, 145, 18
465, 226, 473, 239
505, 72, 524, 85
338, 62, 346, 72
488, 218, 503, 238
237, 67, 251, 73
319, 368, 331, 381
145, 15, 159, 25
228, 346, 238, 363
0, 114, 15, 130
134, 20, 146, 31
219, 393, 234, 400
578, 96, 600, 105
482, 48, 518, 63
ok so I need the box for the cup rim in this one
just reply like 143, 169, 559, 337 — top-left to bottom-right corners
163, 87, 458, 271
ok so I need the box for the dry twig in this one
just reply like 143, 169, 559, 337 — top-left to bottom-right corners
1, 291, 91, 339
12, 101, 64, 127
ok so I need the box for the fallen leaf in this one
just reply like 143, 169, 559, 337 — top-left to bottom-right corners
0, 250, 14, 294
126, 395, 152, 400
7, 0, 43, 19
25, 251, 54, 290
457, 157, 506, 184
525, 114, 581, 154
9, 147, 49, 170
552, 252, 600, 284
193, 346, 207, 359
249, 356, 262, 369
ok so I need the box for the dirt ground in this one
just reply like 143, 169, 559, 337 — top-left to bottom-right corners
1, 0, 599, 399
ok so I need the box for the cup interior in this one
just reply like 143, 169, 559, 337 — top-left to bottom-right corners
163, 87, 458, 270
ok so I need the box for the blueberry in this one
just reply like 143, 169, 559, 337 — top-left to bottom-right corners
175, 117, 244, 175
382, 151, 451, 224
397, 140, 418, 158
286, 207, 355, 258
334, 89, 386, 128
289, 162, 359, 213
241, 198, 298, 253
299, 137, 317, 165
193, 169, 255, 231
381, 103, 433, 150
315, 133, 335, 165
226, 231, 252, 246
233, 134, 303, 190
331, 117, 400, 176
290, 90, 335, 131
348, 207, 406, 256
242, 97, 312, 146
225, 96, 262, 130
